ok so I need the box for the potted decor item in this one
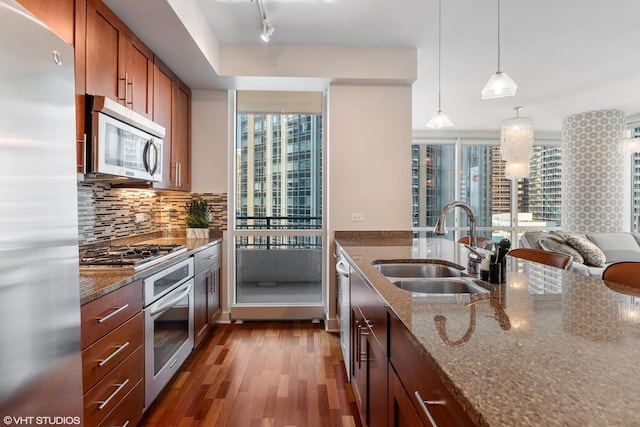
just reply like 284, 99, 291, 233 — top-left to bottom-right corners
185, 196, 211, 239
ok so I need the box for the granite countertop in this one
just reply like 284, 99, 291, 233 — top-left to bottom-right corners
79, 231, 223, 305
337, 237, 640, 427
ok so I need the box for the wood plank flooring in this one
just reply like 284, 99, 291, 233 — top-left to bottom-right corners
140, 321, 362, 427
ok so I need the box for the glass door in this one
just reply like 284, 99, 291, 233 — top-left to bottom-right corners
230, 92, 324, 321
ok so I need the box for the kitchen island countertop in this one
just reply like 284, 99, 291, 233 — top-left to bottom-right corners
337, 236, 640, 426
79, 231, 223, 305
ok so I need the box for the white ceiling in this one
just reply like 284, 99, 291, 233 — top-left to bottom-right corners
105, 0, 640, 134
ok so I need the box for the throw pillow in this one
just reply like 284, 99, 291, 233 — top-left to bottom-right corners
538, 236, 584, 265
562, 234, 606, 267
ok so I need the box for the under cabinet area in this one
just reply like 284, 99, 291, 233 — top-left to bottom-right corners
193, 242, 222, 349
80, 279, 144, 427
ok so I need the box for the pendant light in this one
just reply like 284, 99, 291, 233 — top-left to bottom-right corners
501, 106, 534, 179
426, 0, 454, 129
482, 0, 517, 99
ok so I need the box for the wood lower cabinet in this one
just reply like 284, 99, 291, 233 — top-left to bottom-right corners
389, 364, 426, 427
193, 243, 221, 349
81, 280, 144, 427
350, 267, 388, 427
389, 314, 473, 427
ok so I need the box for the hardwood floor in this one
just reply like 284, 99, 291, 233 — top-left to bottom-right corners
141, 321, 363, 427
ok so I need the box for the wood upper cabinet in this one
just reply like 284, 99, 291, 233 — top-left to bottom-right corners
125, 33, 153, 117
151, 57, 191, 192
173, 80, 192, 191
17, 0, 75, 46
152, 57, 175, 190
85, 0, 152, 118
85, 0, 123, 104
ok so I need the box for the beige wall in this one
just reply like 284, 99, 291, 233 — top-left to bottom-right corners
327, 83, 413, 232
191, 89, 229, 194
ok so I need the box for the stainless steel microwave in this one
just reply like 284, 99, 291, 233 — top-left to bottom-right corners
85, 95, 165, 182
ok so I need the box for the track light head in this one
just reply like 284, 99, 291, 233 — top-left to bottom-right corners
260, 20, 274, 42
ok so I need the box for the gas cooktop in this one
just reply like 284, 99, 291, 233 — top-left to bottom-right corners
80, 243, 186, 270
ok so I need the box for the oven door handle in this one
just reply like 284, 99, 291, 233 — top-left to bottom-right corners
149, 281, 192, 319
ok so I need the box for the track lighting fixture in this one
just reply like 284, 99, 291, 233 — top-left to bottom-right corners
255, 0, 274, 43
261, 19, 275, 42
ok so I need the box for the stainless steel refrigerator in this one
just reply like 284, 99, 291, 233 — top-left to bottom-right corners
0, 0, 83, 422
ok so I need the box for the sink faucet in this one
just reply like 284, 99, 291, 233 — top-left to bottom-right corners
433, 201, 482, 275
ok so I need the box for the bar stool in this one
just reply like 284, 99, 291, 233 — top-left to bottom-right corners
602, 262, 640, 289
508, 248, 572, 270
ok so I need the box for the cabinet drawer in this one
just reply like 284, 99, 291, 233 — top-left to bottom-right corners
81, 280, 143, 349
194, 244, 220, 275
84, 346, 144, 427
389, 315, 473, 427
96, 378, 144, 427
82, 312, 143, 393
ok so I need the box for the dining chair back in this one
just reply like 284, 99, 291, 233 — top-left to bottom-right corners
602, 262, 640, 289
508, 248, 572, 270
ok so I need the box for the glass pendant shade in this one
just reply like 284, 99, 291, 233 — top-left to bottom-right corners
501, 109, 534, 179
619, 137, 640, 154
482, 71, 517, 99
504, 161, 530, 179
426, 110, 454, 129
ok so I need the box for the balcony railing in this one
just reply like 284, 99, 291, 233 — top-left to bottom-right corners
236, 216, 322, 250
237, 215, 322, 230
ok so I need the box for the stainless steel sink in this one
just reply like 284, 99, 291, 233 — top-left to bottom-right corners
391, 277, 490, 294
371, 259, 465, 279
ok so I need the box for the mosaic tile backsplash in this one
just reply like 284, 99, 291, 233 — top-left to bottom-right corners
77, 181, 227, 245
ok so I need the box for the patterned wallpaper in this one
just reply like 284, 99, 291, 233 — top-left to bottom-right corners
561, 110, 625, 233
77, 180, 227, 245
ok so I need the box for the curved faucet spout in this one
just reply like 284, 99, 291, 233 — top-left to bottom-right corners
433, 201, 477, 248
434, 201, 479, 274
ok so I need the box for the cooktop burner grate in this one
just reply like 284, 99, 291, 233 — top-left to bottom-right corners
80, 244, 186, 269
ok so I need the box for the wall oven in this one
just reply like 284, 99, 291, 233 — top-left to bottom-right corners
85, 94, 165, 182
144, 257, 194, 408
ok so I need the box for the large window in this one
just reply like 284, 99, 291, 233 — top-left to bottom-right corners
412, 137, 562, 245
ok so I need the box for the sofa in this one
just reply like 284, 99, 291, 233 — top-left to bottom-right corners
520, 231, 640, 277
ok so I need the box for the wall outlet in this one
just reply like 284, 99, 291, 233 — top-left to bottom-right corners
351, 213, 364, 222
135, 213, 146, 223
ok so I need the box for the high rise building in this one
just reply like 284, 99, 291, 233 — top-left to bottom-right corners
412, 142, 563, 230
236, 113, 323, 233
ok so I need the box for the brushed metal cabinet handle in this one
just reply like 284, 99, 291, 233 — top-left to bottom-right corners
97, 304, 129, 323
98, 342, 130, 367
414, 391, 446, 427
98, 378, 130, 410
